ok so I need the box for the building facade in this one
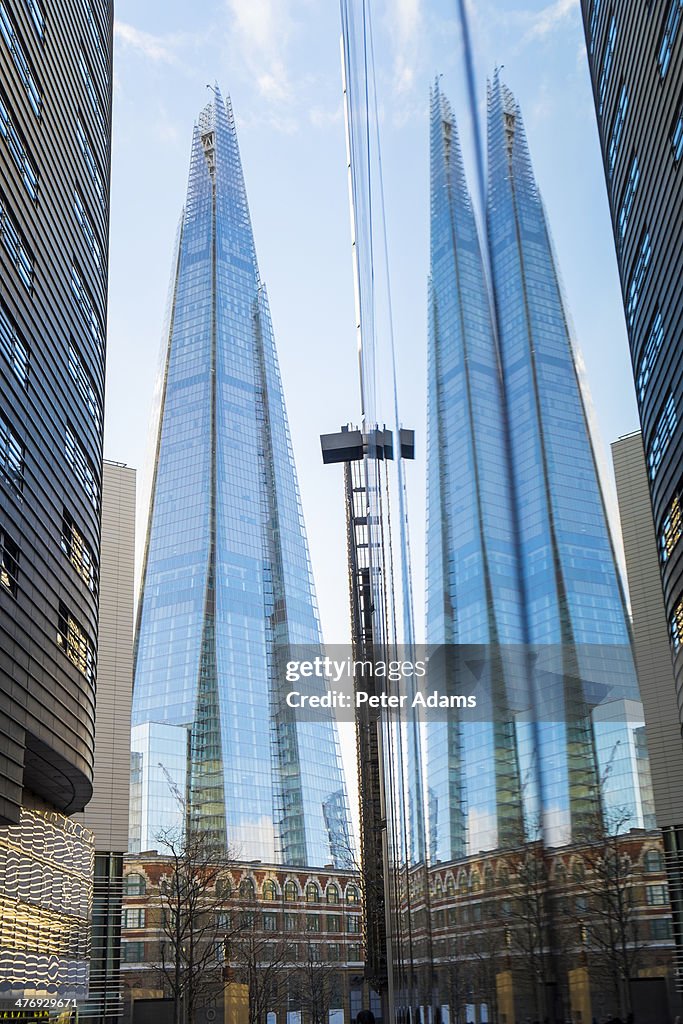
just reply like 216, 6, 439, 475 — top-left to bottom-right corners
131, 88, 352, 869
581, 0, 683, 981
120, 858, 369, 1024
75, 461, 136, 1020
0, 0, 112, 998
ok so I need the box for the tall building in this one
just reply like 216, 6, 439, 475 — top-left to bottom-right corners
131, 88, 352, 869
76, 461, 136, 1021
0, 0, 112, 999
581, 0, 683, 976
426, 75, 654, 865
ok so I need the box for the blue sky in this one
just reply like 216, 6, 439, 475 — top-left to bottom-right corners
105, 0, 637, 645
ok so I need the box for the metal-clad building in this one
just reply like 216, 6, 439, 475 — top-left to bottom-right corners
0, 0, 112, 997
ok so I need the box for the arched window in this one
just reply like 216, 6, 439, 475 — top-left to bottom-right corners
346, 884, 359, 905
240, 878, 256, 900
306, 882, 320, 903
470, 871, 481, 894
434, 876, 443, 896
216, 876, 232, 899
645, 849, 664, 873
326, 884, 340, 904
484, 866, 494, 890
458, 871, 468, 895
263, 880, 277, 901
497, 865, 509, 888
125, 873, 146, 896
554, 862, 567, 884
572, 859, 585, 882
284, 880, 297, 902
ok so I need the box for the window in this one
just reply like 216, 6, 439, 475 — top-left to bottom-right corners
76, 116, 105, 211
123, 908, 145, 929
671, 595, 683, 649
661, 493, 682, 562
24, 0, 44, 39
87, 1, 106, 71
470, 872, 481, 894
239, 911, 255, 929
79, 46, 105, 137
638, 311, 664, 402
445, 876, 455, 896
122, 942, 144, 963
262, 880, 277, 901
74, 190, 103, 276
618, 156, 639, 241
0, 92, 37, 198
0, 527, 19, 595
346, 884, 359, 905
65, 423, 99, 511
589, 0, 602, 53
598, 14, 617, 114
61, 509, 97, 593
307, 944, 321, 962
0, 412, 23, 492
306, 914, 320, 932
608, 84, 628, 176
216, 876, 231, 898
284, 880, 297, 902
627, 231, 651, 327
326, 883, 340, 904
284, 913, 297, 931
239, 878, 255, 900
0, 300, 28, 386
57, 601, 94, 681
305, 882, 319, 903
327, 914, 341, 932
673, 99, 683, 161
328, 943, 340, 962
0, 194, 33, 290
659, 0, 683, 77
0, 4, 41, 116
484, 866, 494, 890
651, 918, 673, 939
68, 339, 102, 432
645, 849, 664, 873
125, 874, 146, 896
216, 912, 231, 930
646, 884, 669, 906
347, 915, 361, 934
572, 859, 585, 882
71, 264, 104, 356
648, 395, 677, 481
348, 944, 361, 962
263, 912, 278, 932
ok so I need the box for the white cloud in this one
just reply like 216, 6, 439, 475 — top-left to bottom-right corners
225, 0, 293, 102
387, 0, 422, 94
524, 0, 578, 41
114, 21, 178, 63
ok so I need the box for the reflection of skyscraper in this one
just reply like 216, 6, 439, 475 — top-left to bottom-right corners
426, 75, 654, 861
131, 89, 352, 868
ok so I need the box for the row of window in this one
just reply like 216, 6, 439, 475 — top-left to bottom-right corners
121, 940, 363, 965
648, 393, 677, 482
130, 872, 360, 905
659, 0, 683, 77
123, 907, 362, 935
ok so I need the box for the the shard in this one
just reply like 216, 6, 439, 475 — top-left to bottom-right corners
130, 88, 353, 868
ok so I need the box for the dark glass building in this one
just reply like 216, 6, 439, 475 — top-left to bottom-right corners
0, 0, 112, 999
581, 0, 683, 979
130, 88, 353, 869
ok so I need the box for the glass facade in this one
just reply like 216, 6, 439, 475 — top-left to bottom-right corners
132, 90, 352, 869
425, 73, 654, 864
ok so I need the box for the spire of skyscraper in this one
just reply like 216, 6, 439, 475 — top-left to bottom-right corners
130, 87, 353, 868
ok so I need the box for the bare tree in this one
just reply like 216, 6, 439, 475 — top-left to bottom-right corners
296, 948, 340, 1024
153, 825, 237, 1024
228, 898, 298, 1024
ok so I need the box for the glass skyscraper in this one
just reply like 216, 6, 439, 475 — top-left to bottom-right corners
131, 88, 352, 869
426, 74, 655, 862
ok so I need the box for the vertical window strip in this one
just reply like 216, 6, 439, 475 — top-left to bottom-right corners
661, 493, 683, 562
0, 4, 41, 116
660, 0, 683, 77
57, 600, 94, 681
23, 0, 44, 40
598, 15, 617, 115
0, 527, 19, 595
71, 264, 104, 355
672, 102, 683, 161
0, 411, 24, 491
0, 195, 33, 290
637, 311, 664, 402
589, 0, 602, 54
648, 394, 677, 481
61, 508, 97, 593
618, 156, 639, 241
68, 338, 102, 431
76, 117, 105, 211
608, 85, 628, 176
0, 93, 38, 199
87, 1, 106, 72
74, 190, 103, 275
627, 232, 651, 326
671, 595, 683, 649
65, 423, 99, 511
79, 46, 105, 137
0, 302, 28, 386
